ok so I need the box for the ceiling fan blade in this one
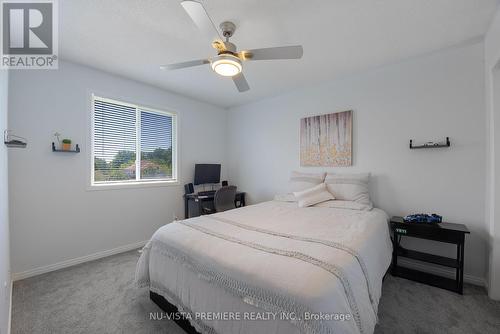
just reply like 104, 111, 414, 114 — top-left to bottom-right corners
160, 59, 209, 70
238, 45, 303, 61
181, 0, 221, 41
232, 73, 250, 92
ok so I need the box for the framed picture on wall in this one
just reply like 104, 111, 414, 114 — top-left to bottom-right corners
300, 110, 352, 167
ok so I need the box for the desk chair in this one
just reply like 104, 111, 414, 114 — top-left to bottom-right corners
202, 186, 237, 214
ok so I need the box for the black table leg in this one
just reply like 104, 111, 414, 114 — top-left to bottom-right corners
456, 243, 460, 289
392, 231, 398, 273
198, 199, 203, 216
459, 240, 465, 294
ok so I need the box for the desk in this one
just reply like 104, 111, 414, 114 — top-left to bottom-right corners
183, 192, 246, 218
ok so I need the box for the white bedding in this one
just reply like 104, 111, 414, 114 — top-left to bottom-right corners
136, 201, 392, 334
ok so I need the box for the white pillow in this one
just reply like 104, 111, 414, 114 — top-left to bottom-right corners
293, 183, 334, 208
289, 171, 326, 193
273, 193, 297, 202
313, 199, 373, 211
324, 173, 372, 207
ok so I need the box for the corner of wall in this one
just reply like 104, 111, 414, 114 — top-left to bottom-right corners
0, 69, 11, 334
7, 281, 12, 334
485, 3, 500, 300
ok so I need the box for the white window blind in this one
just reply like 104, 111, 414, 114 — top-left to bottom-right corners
92, 96, 177, 185
140, 109, 173, 180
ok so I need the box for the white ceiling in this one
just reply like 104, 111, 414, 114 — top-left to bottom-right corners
60, 0, 498, 108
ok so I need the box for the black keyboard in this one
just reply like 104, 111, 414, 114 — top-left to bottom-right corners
198, 190, 216, 196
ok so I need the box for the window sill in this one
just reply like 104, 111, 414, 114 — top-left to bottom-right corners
87, 180, 180, 191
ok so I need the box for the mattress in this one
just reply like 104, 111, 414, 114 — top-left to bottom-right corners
136, 200, 392, 334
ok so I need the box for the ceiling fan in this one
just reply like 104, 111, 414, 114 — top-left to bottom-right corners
160, 0, 304, 93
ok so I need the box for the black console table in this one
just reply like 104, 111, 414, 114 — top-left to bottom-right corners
390, 216, 469, 294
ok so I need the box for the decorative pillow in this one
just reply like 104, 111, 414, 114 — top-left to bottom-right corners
324, 173, 372, 207
313, 199, 373, 211
289, 171, 326, 193
293, 183, 334, 208
273, 193, 297, 202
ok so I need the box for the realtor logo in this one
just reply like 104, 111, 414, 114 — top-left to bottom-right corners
1, 0, 58, 69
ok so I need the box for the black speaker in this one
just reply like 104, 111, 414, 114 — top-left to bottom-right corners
221, 180, 228, 187
184, 183, 194, 194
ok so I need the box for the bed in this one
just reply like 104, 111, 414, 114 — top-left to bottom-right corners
136, 200, 392, 334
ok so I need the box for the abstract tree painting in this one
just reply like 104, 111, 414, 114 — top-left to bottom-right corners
300, 110, 352, 167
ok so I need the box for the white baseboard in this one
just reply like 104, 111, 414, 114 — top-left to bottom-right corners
12, 240, 147, 281
7, 280, 12, 334
398, 258, 486, 287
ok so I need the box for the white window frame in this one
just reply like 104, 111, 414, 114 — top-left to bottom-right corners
90, 94, 178, 189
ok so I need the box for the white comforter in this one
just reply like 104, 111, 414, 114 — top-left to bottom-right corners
136, 201, 392, 334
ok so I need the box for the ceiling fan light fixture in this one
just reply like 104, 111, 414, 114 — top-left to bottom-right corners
211, 54, 242, 77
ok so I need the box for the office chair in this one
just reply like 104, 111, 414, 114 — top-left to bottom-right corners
214, 186, 237, 212
202, 186, 237, 214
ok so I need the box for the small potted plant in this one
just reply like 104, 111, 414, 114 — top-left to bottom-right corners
61, 138, 72, 151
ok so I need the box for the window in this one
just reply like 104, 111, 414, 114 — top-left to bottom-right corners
91, 95, 177, 186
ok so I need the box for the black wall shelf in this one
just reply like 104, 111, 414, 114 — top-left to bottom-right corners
410, 137, 450, 149
52, 142, 80, 153
4, 130, 27, 148
4, 140, 27, 148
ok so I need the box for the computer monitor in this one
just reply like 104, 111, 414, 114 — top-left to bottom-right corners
194, 164, 221, 185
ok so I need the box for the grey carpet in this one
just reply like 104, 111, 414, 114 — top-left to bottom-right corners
12, 250, 500, 334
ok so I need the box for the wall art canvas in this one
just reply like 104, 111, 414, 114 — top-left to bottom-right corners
300, 110, 352, 167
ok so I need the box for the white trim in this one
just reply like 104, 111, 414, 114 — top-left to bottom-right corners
7, 280, 12, 334
11, 240, 148, 281
87, 179, 180, 191
397, 258, 486, 287
171, 111, 178, 181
